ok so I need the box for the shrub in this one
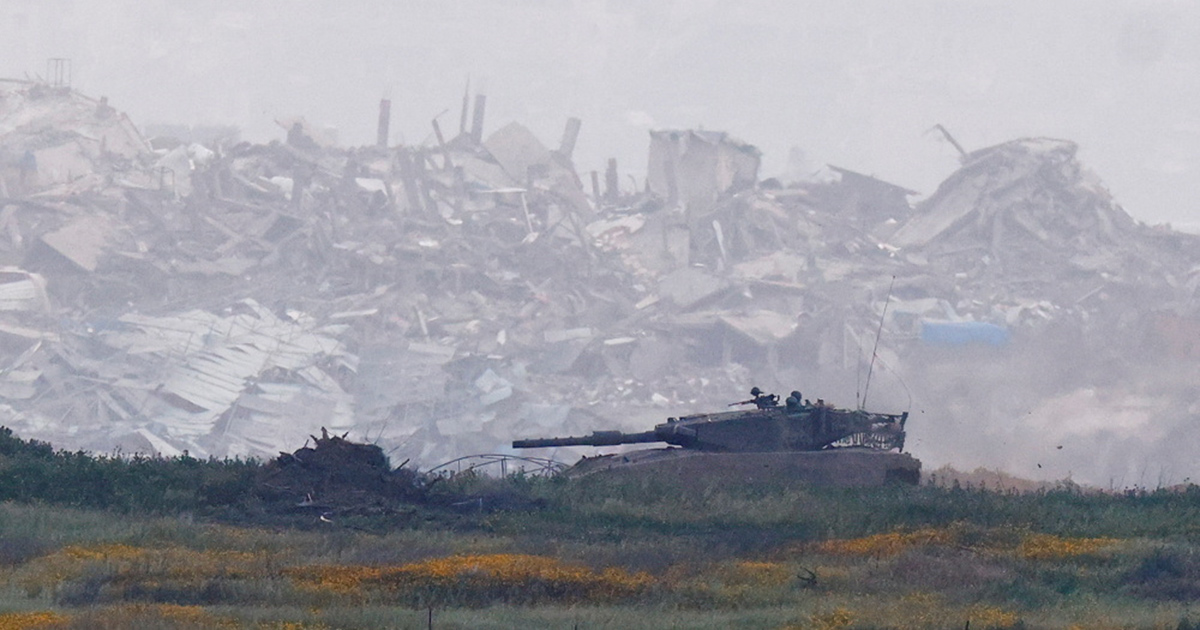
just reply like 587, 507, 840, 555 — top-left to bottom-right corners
0, 427, 259, 514
1124, 547, 1200, 601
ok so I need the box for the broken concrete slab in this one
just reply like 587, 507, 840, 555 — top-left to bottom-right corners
37, 214, 119, 272
484, 122, 553, 185
720, 310, 799, 347
658, 266, 728, 310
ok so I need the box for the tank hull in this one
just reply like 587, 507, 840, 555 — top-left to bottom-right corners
566, 447, 921, 487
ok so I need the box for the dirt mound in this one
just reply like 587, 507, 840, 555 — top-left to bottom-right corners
256, 429, 427, 518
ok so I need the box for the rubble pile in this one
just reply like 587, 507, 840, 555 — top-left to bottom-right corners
888, 138, 1195, 330
0, 79, 150, 199
1, 78, 1198, 479
257, 428, 425, 516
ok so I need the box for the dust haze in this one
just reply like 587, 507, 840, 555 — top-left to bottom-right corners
1, 0, 1199, 488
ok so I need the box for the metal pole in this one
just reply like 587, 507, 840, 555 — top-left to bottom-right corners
861, 276, 895, 410
376, 99, 391, 149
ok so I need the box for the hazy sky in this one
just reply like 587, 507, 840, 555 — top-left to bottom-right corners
4, 0, 1200, 226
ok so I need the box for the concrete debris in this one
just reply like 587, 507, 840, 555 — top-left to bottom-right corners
720, 310, 799, 347
2, 77, 1200, 484
647, 129, 760, 211
824, 165, 917, 225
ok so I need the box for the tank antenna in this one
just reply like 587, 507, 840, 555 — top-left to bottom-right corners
860, 276, 895, 410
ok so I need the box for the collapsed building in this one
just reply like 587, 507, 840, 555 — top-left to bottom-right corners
1, 77, 1198, 485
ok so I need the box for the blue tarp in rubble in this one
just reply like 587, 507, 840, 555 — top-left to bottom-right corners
920, 320, 1010, 346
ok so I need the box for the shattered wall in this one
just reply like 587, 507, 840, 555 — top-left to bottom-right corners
646, 130, 760, 214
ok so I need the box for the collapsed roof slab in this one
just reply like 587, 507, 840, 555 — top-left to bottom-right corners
889, 138, 1134, 251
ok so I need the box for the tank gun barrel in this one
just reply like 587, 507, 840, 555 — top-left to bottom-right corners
513, 430, 662, 449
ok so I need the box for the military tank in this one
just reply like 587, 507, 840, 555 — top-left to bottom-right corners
513, 389, 919, 486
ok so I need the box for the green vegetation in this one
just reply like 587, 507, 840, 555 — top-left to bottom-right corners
1, 428, 1200, 628
0, 427, 258, 514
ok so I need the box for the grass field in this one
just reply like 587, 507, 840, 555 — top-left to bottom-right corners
1, 429, 1200, 628
0, 479, 1199, 628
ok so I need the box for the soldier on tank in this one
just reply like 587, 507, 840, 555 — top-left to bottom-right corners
732, 387, 776, 408
785, 390, 804, 412
749, 386, 779, 409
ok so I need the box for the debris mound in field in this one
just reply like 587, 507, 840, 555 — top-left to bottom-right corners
256, 428, 426, 517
